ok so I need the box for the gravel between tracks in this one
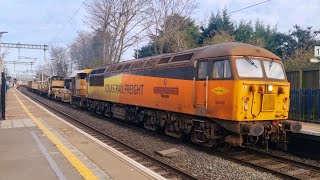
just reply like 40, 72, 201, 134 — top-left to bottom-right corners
23, 88, 305, 180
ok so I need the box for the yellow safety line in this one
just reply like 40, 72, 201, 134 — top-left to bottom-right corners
12, 90, 99, 180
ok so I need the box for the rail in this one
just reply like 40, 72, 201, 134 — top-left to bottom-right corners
219, 148, 320, 180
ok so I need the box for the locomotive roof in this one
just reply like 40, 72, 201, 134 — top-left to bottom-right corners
82, 69, 92, 74
69, 69, 92, 77
116, 42, 281, 65
69, 70, 82, 78
90, 42, 281, 73
194, 42, 281, 60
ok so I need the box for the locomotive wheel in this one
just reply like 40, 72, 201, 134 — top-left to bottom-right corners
217, 143, 232, 152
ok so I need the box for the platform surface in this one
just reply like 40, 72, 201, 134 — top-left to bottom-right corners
0, 88, 158, 180
0, 126, 82, 180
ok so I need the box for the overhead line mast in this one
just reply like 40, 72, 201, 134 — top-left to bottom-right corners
0, 42, 48, 79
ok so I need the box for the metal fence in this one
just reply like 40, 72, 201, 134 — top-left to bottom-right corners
289, 88, 320, 123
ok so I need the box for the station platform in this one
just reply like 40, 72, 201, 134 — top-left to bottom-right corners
1, 88, 164, 180
297, 121, 320, 136
287, 120, 320, 142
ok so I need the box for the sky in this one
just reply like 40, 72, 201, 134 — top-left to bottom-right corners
1, 0, 320, 78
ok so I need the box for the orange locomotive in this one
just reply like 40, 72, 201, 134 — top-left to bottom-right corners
83, 42, 301, 148
70, 69, 92, 107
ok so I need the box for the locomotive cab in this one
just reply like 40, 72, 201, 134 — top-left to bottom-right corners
47, 76, 65, 99
233, 57, 289, 121
70, 69, 92, 107
232, 57, 301, 147
193, 45, 301, 147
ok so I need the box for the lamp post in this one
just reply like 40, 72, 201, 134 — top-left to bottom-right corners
310, 58, 320, 89
0, 32, 8, 72
0, 31, 7, 120
41, 65, 44, 84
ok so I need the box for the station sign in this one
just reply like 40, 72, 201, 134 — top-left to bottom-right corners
315, 46, 320, 57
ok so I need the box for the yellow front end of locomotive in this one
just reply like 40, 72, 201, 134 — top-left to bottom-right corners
76, 79, 88, 97
51, 80, 64, 88
233, 80, 290, 121
31, 82, 39, 90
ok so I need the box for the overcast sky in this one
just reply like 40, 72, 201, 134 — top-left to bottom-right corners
1, 0, 320, 76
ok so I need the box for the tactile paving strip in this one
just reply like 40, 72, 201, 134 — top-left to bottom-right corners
0, 119, 36, 129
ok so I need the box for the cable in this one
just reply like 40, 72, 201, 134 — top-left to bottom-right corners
227, 0, 272, 16
48, 0, 89, 45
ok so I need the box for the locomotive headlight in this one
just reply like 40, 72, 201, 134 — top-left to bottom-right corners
244, 104, 248, 111
267, 85, 273, 92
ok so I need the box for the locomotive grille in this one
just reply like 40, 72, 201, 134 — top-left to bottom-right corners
262, 94, 275, 111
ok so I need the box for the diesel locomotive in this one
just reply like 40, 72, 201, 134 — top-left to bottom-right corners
28, 42, 302, 148
28, 76, 71, 102
83, 42, 301, 148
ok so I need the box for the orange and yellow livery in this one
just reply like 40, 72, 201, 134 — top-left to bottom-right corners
85, 42, 301, 148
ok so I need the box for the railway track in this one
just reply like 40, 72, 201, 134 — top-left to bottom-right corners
219, 148, 320, 180
21, 87, 320, 180
20, 88, 198, 180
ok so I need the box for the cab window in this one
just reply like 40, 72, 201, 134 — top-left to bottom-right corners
212, 60, 231, 79
78, 73, 87, 79
197, 61, 208, 79
263, 61, 285, 80
236, 58, 263, 78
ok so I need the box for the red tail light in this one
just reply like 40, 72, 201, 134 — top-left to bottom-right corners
278, 87, 285, 94
249, 85, 256, 92
258, 86, 263, 93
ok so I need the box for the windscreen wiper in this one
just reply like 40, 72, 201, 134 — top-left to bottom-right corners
269, 59, 274, 70
244, 56, 257, 68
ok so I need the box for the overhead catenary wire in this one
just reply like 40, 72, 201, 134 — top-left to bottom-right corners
36, 0, 89, 79
227, 0, 272, 16
48, 0, 89, 46
48, 0, 273, 61
42, 0, 89, 72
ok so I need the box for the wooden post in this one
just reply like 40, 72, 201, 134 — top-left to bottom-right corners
299, 69, 303, 89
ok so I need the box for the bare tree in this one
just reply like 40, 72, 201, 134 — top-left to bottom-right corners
146, 0, 198, 54
70, 31, 101, 70
49, 46, 70, 77
85, 0, 149, 64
